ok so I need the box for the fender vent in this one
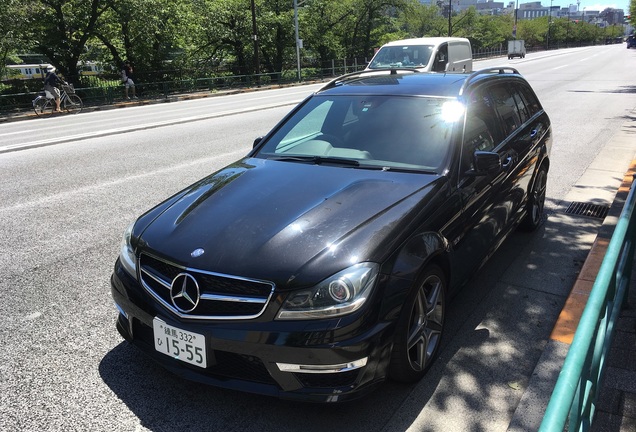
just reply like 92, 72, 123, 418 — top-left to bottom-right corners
564, 202, 610, 219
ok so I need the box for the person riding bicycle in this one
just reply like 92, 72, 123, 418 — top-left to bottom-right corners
44, 66, 67, 112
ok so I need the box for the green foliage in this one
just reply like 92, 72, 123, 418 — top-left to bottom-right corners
2, 0, 625, 90
0, 0, 33, 78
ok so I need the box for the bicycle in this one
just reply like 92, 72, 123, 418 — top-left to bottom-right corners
33, 84, 83, 116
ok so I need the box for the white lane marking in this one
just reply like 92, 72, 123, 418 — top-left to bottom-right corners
0, 148, 248, 212
0, 129, 37, 137
0, 100, 300, 153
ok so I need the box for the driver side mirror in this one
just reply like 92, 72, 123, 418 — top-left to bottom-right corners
474, 151, 501, 174
253, 137, 263, 149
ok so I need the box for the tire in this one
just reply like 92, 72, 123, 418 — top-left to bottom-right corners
520, 165, 548, 231
33, 97, 53, 116
389, 264, 446, 383
64, 94, 83, 114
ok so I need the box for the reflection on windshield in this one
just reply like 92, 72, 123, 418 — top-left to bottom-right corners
256, 95, 461, 173
368, 45, 433, 69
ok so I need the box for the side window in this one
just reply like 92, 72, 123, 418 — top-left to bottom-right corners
516, 84, 542, 117
432, 44, 448, 72
488, 84, 523, 137
511, 89, 530, 124
461, 96, 498, 173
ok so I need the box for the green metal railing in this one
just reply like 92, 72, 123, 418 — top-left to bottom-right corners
539, 175, 636, 431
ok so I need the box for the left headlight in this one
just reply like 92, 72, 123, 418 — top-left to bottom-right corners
277, 263, 379, 320
119, 221, 137, 279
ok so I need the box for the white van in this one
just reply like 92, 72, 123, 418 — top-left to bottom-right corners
366, 37, 473, 73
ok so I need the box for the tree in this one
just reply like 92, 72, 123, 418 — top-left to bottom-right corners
258, 0, 295, 75
21, 0, 114, 83
92, 0, 193, 79
184, 0, 255, 76
399, 0, 446, 39
0, 0, 31, 77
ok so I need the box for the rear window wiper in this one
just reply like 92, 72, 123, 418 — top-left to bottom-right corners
269, 155, 360, 166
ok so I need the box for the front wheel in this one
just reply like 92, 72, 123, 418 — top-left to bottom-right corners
389, 264, 446, 383
520, 166, 548, 231
33, 97, 53, 117
64, 94, 83, 114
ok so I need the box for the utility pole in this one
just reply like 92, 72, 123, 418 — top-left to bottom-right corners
294, 0, 301, 81
514, 0, 519, 39
547, 0, 554, 50
250, 0, 260, 79
448, 0, 452, 36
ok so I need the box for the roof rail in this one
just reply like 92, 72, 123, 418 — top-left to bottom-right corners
319, 68, 421, 92
458, 66, 520, 96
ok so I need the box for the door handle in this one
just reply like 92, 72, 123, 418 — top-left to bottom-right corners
502, 156, 514, 169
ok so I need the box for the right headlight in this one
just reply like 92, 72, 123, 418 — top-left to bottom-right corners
119, 221, 137, 279
277, 262, 379, 320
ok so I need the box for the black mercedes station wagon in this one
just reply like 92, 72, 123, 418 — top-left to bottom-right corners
111, 67, 552, 402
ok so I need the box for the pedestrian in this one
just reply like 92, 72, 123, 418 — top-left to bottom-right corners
121, 61, 137, 100
44, 65, 66, 112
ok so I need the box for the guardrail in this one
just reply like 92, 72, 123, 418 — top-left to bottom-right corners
539, 175, 636, 431
0, 64, 370, 116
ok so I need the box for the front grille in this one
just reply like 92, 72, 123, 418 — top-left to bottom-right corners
139, 253, 274, 319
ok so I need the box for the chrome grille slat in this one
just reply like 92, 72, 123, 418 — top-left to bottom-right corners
200, 293, 267, 304
141, 267, 171, 290
139, 253, 274, 320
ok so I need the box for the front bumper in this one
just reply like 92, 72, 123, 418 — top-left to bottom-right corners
110, 260, 395, 402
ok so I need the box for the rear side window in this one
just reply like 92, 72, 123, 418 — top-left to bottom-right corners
516, 84, 542, 117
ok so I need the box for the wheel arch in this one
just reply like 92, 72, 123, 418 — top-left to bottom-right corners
379, 231, 452, 322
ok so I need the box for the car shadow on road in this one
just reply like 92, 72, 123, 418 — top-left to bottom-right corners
98, 197, 603, 432
98, 339, 452, 431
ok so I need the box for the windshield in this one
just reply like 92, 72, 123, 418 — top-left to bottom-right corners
368, 45, 433, 69
255, 94, 463, 173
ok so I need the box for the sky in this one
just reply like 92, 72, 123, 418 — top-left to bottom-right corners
532, 1, 630, 12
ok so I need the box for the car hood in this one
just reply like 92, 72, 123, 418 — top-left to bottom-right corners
137, 157, 443, 288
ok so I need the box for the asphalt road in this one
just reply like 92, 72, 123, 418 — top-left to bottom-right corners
1, 44, 635, 432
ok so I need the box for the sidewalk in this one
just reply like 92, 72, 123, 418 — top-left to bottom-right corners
593, 268, 636, 431
508, 125, 636, 431
590, 165, 636, 431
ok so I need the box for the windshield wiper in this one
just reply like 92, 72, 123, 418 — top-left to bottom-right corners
358, 165, 438, 174
270, 155, 360, 166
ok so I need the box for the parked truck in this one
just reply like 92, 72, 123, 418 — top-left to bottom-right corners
508, 40, 526, 59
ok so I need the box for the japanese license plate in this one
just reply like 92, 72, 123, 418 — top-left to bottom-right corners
153, 318, 207, 368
